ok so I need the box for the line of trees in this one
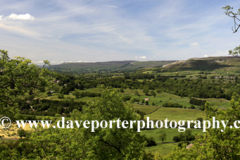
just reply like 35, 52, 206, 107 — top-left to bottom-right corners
189, 97, 206, 106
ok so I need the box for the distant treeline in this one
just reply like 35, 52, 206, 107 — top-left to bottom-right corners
73, 91, 101, 98
189, 98, 206, 106
162, 102, 183, 108
125, 73, 155, 80
17, 98, 86, 117
53, 73, 240, 101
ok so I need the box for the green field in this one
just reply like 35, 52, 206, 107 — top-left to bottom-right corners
142, 128, 204, 155
142, 128, 203, 144
133, 104, 159, 114
145, 107, 206, 121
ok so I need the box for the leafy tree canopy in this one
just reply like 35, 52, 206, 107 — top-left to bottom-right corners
0, 49, 52, 120
8, 89, 148, 159
222, 5, 240, 56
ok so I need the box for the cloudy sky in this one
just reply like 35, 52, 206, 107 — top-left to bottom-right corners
0, 0, 240, 64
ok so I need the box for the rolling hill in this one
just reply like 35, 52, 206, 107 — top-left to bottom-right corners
162, 56, 240, 71
48, 56, 240, 74
48, 60, 176, 73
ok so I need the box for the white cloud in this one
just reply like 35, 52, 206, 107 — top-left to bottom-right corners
106, 5, 117, 9
210, 51, 229, 57
119, 36, 133, 44
1, 1, 239, 62
190, 42, 199, 46
135, 56, 146, 59
33, 61, 43, 64
78, 61, 82, 62
51, 61, 57, 63
0, 23, 39, 37
8, 13, 34, 20
0, 13, 38, 37
203, 54, 208, 57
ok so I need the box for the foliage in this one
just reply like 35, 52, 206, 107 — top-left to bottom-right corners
162, 93, 240, 159
120, 87, 124, 92
2, 89, 148, 159
173, 135, 181, 142
229, 45, 240, 56
135, 90, 140, 96
190, 104, 195, 109
172, 129, 195, 143
222, 5, 240, 33
189, 97, 206, 106
122, 95, 132, 102
46, 91, 52, 96
143, 86, 150, 95
135, 109, 146, 120
222, 5, 240, 56
145, 136, 157, 147
162, 102, 183, 108
58, 93, 64, 99
19, 99, 85, 116
151, 90, 156, 97
0, 50, 52, 120
17, 129, 27, 139
159, 132, 167, 143
74, 90, 80, 98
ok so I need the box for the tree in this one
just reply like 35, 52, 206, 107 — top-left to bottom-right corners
222, 5, 240, 33
151, 90, 156, 97
143, 86, 149, 96
145, 136, 157, 147
229, 45, 240, 56
0, 50, 53, 157
43, 60, 50, 68
159, 132, 167, 143
135, 90, 140, 96
47, 91, 52, 96
9, 89, 148, 159
156, 89, 162, 93
235, 75, 238, 83
130, 98, 135, 103
0, 50, 51, 120
120, 87, 124, 92
17, 129, 27, 139
0, 49, 10, 70
222, 6, 240, 56
57, 106, 62, 114
173, 136, 181, 142
185, 129, 195, 141
58, 93, 64, 99
74, 90, 80, 98
196, 117, 203, 124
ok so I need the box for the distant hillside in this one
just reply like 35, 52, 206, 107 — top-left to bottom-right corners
162, 56, 240, 70
48, 60, 176, 73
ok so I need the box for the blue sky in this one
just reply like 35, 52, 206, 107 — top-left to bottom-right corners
0, 0, 240, 64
